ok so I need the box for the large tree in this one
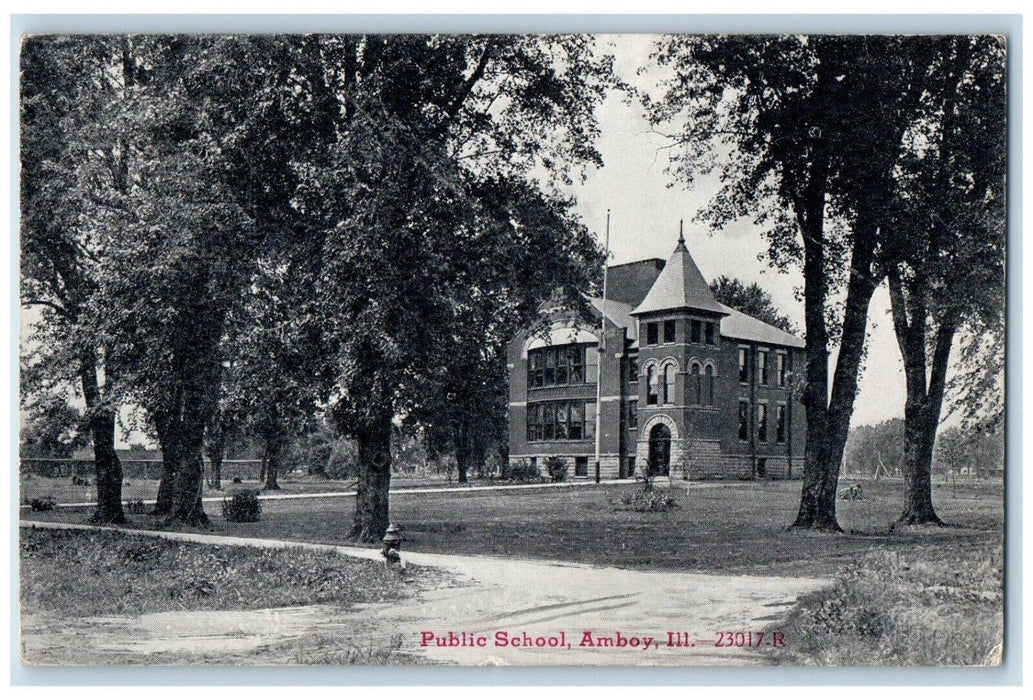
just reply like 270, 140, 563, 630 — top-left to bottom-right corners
647, 35, 942, 530
20, 36, 136, 523
297, 35, 614, 541
884, 36, 1006, 525
91, 36, 305, 525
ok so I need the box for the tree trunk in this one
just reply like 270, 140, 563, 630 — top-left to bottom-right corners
153, 412, 180, 516
350, 413, 392, 543
790, 131, 839, 531
205, 412, 226, 490
79, 351, 125, 525
792, 228, 880, 530
898, 403, 943, 524
166, 390, 210, 527
455, 428, 470, 484
264, 423, 285, 491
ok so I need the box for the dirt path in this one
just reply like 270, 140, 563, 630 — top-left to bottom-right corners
19, 521, 829, 666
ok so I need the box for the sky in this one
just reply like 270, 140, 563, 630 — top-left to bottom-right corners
563, 35, 908, 429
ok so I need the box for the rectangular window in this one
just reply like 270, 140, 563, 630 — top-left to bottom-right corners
575, 456, 589, 477
528, 352, 541, 388
569, 403, 583, 440
738, 348, 749, 383
543, 403, 556, 440
776, 404, 787, 444
777, 353, 787, 387
758, 403, 768, 443
738, 400, 750, 441
627, 456, 636, 478
627, 354, 639, 383
705, 322, 715, 346
690, 319, 702, 344
584, 402, 597, 440
646, 322, 659, 346
555, 403, 568, 439
628, 399, 638, 429
757, 350, 768, 386
569, 346, 585, 384
527, 400, 592, 442
663, 319, 676, 344
528, 345, 592, 388
646, 366, 659, 405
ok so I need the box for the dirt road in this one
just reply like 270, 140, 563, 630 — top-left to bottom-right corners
19, 521, 829, 666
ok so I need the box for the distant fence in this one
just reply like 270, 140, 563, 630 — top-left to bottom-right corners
21, 458, 264, 481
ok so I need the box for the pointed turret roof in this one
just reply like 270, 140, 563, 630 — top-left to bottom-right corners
631, 223, 727, 317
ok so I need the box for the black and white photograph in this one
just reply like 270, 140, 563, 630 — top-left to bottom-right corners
14, 24, 1009, 670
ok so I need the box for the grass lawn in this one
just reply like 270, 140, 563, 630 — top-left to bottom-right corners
19, 526, 428, 617
23, 478, 1003, 577
769, 541, 1003, 666
19, 526, 441, 665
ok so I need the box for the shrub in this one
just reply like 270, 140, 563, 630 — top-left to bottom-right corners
29, 496, 57, 512
222, 489, 262, 522
504, 459, 542, 483
545, 456, 568, 483
614, 489, 679, 513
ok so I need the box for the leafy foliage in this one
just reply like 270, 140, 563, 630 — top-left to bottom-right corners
614, 489, 679, 513
935, 424, 1004, 479
221, 490, 262, 523
844, 419, 905, 478
502, 459, 543, 483
19, 394, 87, 458
544, 456, 568, 483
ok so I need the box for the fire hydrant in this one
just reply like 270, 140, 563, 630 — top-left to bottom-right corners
382, 524, 404, 569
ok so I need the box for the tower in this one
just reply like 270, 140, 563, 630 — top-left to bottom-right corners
629, 224, 728, 478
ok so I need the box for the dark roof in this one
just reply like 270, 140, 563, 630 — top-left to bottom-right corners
717, 303, 805, 348
588, 296, 637, 341
631, 231, 727, 316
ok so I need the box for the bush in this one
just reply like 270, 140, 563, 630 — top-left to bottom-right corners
29, 496, 57, 512
545, 456, 568, 483
614, 489, 679, 512
222, 489, 262, 522
504, 459, 542, 483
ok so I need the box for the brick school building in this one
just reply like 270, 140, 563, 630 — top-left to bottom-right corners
506, 231, 807, 480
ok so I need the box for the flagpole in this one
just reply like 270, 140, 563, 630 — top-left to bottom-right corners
594, 209, 610, 484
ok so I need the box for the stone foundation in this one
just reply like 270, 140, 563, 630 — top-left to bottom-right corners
508, 454, 621, 480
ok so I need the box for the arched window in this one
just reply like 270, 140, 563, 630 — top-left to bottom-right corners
663, 364, 676, 405
646, 365, 659, 405
705, 364, 715, 406
690, 362, 702, 405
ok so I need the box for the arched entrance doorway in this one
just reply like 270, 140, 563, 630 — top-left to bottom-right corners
648, 423, 671, 477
